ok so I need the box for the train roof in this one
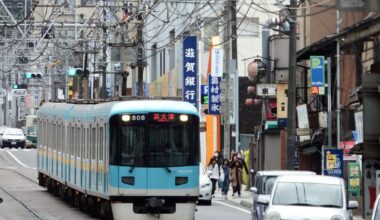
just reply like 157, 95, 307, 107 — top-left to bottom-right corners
37, 97, 199, 121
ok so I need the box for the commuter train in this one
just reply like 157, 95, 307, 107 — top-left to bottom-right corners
37, 97, 200, 220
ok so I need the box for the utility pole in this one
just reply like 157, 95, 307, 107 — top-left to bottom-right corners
336, 9, 341, 148
231, 0, 238, 153
223, 0, 231, 158
286, 0, 297, 169
224, 0, 238, 158
102, 0, 107, 99
137, 0, 144, 96
83, 52, 89, 99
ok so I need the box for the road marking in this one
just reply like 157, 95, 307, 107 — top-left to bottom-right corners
6, 150, 32, 169
214, 201, 251, 214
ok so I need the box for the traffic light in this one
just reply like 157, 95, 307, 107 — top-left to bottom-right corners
12, 84, 27, 89
67, 68, 76, 77
68, 80, 73, 99
24, 72, 42, 79
67, 68, 89, 77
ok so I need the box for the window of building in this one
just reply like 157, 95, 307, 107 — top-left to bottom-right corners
169, 29, 175, 70
159, 50, 166, 76
151, 44, 157, 81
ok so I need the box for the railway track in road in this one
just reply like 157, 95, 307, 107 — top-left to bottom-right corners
0, 167, 47, 220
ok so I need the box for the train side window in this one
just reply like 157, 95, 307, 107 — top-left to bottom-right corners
92, 127, 96, 160
99, 126, 104, 162
70, 125, 74, 156
77, 126, 80, 158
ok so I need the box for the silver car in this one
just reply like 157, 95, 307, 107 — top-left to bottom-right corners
259, 175, 358, 220
198, 163, 212, 205
250, 170, 316, 220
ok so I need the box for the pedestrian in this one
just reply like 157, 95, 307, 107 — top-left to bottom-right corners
212, 151, 223, 192
207, 158, 219, 196
229, 159, 243, 197
221, 159, 230, 197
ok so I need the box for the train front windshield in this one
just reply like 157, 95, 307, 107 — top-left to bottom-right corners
110, 113, 199, 167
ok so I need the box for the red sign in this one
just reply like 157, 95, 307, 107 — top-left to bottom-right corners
311, 86, 319, 94
338, 141, 357, 160
153, 113, 175, 122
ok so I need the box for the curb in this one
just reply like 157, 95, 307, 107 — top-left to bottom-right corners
240, 200, 253, 209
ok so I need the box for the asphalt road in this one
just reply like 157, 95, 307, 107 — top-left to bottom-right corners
0, 148, 250, 220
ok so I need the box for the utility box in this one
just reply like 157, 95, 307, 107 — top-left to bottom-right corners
270, 34, 289, 82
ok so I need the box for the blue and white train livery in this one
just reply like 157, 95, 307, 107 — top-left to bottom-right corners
37, 98, 200, 220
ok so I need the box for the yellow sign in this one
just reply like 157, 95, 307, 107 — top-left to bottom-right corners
326, 151, 337, 170
350, 179, 360, 187
277, 84, 288, 118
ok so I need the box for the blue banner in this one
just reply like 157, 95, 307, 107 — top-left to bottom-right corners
208, 75, 221, 115
310, 56, 325, 87
183, 36, 198, 108
323, 148, 343, 177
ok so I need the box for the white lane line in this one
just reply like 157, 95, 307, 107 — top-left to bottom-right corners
214, 201, 251, 214
6, 150, 32, 169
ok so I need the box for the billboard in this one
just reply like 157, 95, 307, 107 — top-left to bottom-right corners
183, 36, 198, 108
323, 148, 343, 177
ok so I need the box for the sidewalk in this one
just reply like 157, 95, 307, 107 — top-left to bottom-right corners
212, 184, 367, 220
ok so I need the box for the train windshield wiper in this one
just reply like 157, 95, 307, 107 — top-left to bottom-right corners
319, 204, 342, 208
164, 167, 172, 173
129, 165, 135, 173
287, 203, 314, 206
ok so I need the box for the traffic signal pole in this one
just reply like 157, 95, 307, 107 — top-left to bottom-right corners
286, 0, 297, 170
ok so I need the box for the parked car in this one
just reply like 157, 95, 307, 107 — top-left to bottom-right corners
0, 126, 9, 147
372, 193, 380, 220
259, 175, 358, 220
250, 170, 316, 220
198, 163, 212, 205
1, 128, 26, 148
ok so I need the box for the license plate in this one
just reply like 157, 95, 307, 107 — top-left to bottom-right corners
11, 142, 16, 145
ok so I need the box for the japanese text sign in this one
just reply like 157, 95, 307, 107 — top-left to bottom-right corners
208, 75, 221, 115
183, 36, 198, 108
257, 84, 277, 97
310, 56, 325, 87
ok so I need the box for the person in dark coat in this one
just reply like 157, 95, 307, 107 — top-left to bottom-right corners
212, 151, 223, 191
221, 159, 230, 196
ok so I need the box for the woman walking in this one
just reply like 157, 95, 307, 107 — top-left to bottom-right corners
207, 158, 220, 197
221, 159, 230, 197
230, 157, 243, 197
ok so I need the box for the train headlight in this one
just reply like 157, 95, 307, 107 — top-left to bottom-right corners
180, 114, 188, 122
122, 115, 131, 122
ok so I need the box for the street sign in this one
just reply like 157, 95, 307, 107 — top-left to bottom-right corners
296, 128, 312, 136
12, 89, 27, 96
0, 88, 6, 98
201, 85, 208, 104
257, 83, 277, 97
211, 48, 224, 77
323, 148, 343, 177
